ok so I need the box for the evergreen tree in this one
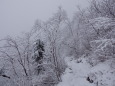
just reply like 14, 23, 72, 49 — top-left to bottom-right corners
32, 39, 45, 75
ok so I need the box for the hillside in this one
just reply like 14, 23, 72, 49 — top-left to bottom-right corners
57, 57, 115, 86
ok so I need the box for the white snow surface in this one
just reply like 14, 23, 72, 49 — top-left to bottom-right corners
57, 57, 115, 86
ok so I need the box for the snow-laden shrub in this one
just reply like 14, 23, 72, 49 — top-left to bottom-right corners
87, 17, 115, 39
88, 39, 115, 66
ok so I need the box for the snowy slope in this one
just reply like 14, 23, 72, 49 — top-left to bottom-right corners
57, 57, 115, 86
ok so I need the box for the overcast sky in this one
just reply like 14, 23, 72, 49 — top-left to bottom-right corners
0, 0, 89, 39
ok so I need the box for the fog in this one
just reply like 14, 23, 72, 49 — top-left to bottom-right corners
0, 0, 114, 86
0, 0, 89, 39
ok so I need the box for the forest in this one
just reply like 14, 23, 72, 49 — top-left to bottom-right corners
0, 0, 115, 86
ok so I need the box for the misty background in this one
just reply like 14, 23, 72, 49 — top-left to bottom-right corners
0, 0, 89, 39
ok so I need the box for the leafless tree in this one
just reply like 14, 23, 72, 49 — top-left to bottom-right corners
0, 33, 34, 86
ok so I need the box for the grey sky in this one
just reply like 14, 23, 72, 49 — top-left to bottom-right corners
0, 0, 89, 39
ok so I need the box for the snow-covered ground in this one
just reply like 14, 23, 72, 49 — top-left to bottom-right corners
57, 57, 115, 86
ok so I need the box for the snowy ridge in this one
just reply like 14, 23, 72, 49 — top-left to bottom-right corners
57, 57, 115, 86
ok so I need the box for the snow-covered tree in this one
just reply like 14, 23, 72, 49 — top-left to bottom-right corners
32, 39, 45, 75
